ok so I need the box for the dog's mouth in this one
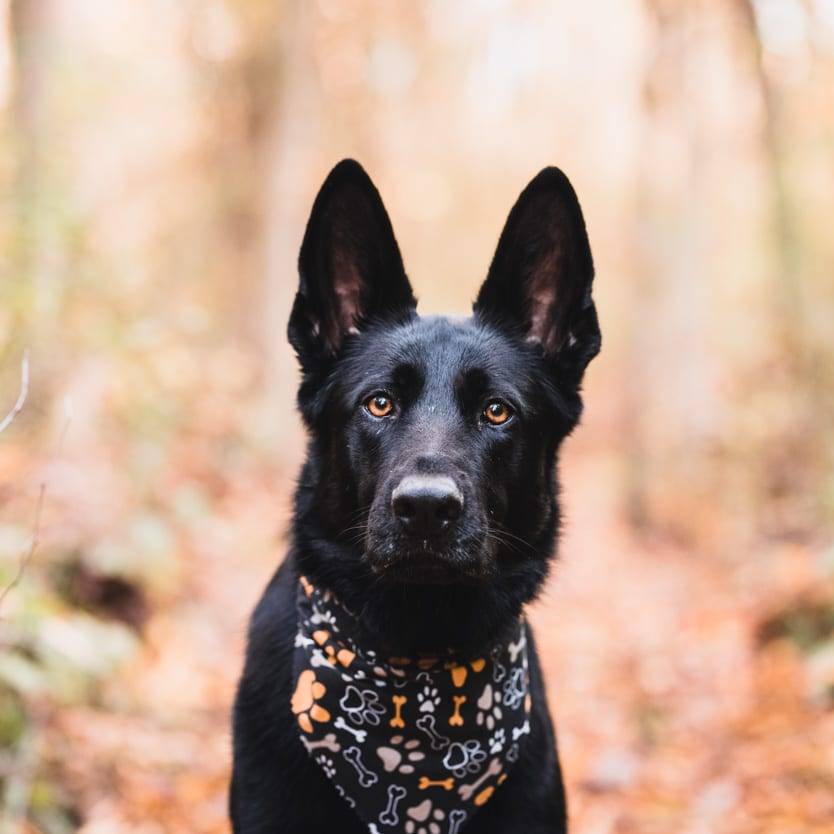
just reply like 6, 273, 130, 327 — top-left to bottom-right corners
380, 555, 466, 585
366, 542, 492, 586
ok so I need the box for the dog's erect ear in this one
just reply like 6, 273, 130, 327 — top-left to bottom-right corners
289, 159, 416, 365
474, 168, 600, 381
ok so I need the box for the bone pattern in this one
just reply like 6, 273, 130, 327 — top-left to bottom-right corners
458, 757, 502, 801
449, 695, 466, 727
511, 719, 530, 741
390, 694, 407, 728
507, 633, 526, 664
416, 713, 451, 751
490, 646, 507, 683
343, 746, 378, 788
300, 733, 340, 753
418, 776, 454, 791
448, 809, 467, 834
334, 716, 367, 743
378, 784, 407, 826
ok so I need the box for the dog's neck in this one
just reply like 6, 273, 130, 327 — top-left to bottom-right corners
296, 574, 524, 662
292, 539, 544, 657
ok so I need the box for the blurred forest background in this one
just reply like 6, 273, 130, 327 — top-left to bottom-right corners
1, 0, 833, 832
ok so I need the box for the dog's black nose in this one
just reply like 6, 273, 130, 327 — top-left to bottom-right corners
391, 475, 463, 536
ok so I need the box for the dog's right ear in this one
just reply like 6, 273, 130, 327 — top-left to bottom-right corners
288, 160, 416, 368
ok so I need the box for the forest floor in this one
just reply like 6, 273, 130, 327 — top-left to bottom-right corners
13, 442, 834, 834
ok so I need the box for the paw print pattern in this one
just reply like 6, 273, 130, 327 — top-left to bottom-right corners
475, 683, 503, 731
376, 735, 426, 775
291, 669, 331, 733
310, 605, 338, 631
316, 753, 336, 779
442, 740, 486, 778
339, 685, 387, 726
311, 631, 356, 670
502, 668, 527, 710
417, 684, 441, 713
488, 727, 506, 754
405, 799, 446, 834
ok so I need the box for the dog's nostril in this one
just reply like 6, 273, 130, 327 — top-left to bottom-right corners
391, 475, 464, 536
436, 494, 463, 523
392, 495, 417, 521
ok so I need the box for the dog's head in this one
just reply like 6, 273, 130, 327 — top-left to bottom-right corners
288, 160, 600, 650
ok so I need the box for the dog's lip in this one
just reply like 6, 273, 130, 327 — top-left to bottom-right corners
400, 558, 459, 583
375, 553, 484, 585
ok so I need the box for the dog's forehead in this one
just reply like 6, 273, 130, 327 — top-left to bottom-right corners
351, 315, 522, 381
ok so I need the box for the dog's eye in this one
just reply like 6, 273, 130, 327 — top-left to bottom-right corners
483, 400, 513, 426
365, 394, 395, 418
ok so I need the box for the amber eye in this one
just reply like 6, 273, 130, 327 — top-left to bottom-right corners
366, 394, 394, 418
483, 400, 512, 426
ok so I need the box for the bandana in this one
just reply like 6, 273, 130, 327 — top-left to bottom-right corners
291, 576, 532, 834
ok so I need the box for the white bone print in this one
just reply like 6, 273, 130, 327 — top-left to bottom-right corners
343, 746, 378, 788
378, 784, 407, 826
448, 809, 467, 834
334, 716, 367, 743
511, 719, 530, 742
416, 714, 450, 751
490, 646, 506, 683
507, 632, 526, 663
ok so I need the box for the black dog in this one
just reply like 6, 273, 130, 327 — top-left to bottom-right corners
231, 160, 600, 833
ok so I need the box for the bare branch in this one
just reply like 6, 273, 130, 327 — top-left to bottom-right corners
0, 350, 30, 435
0, 482, 45, 615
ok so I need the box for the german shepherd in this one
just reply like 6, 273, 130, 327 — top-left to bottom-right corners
231, 160, 600, 833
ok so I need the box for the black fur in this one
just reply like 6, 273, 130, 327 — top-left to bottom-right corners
231, 159, 600, 833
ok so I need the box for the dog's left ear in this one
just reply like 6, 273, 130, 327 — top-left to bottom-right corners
289, 159, 416, 368
474, 168, 600, 383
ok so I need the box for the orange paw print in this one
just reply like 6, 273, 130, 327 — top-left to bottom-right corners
291, 669, 331, 733
447, 657, 486, 688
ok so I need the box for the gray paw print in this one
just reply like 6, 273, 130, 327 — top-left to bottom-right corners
476, 683, 503, 730
377, 735, 426, 775
405, 803, 446, 834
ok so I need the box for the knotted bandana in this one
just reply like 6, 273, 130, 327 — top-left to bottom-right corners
291, 576, 531, 834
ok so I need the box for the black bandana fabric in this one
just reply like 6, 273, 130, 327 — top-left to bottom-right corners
291, 576, 532, 834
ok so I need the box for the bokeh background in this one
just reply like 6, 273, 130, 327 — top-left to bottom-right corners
1, 1, 833, 832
